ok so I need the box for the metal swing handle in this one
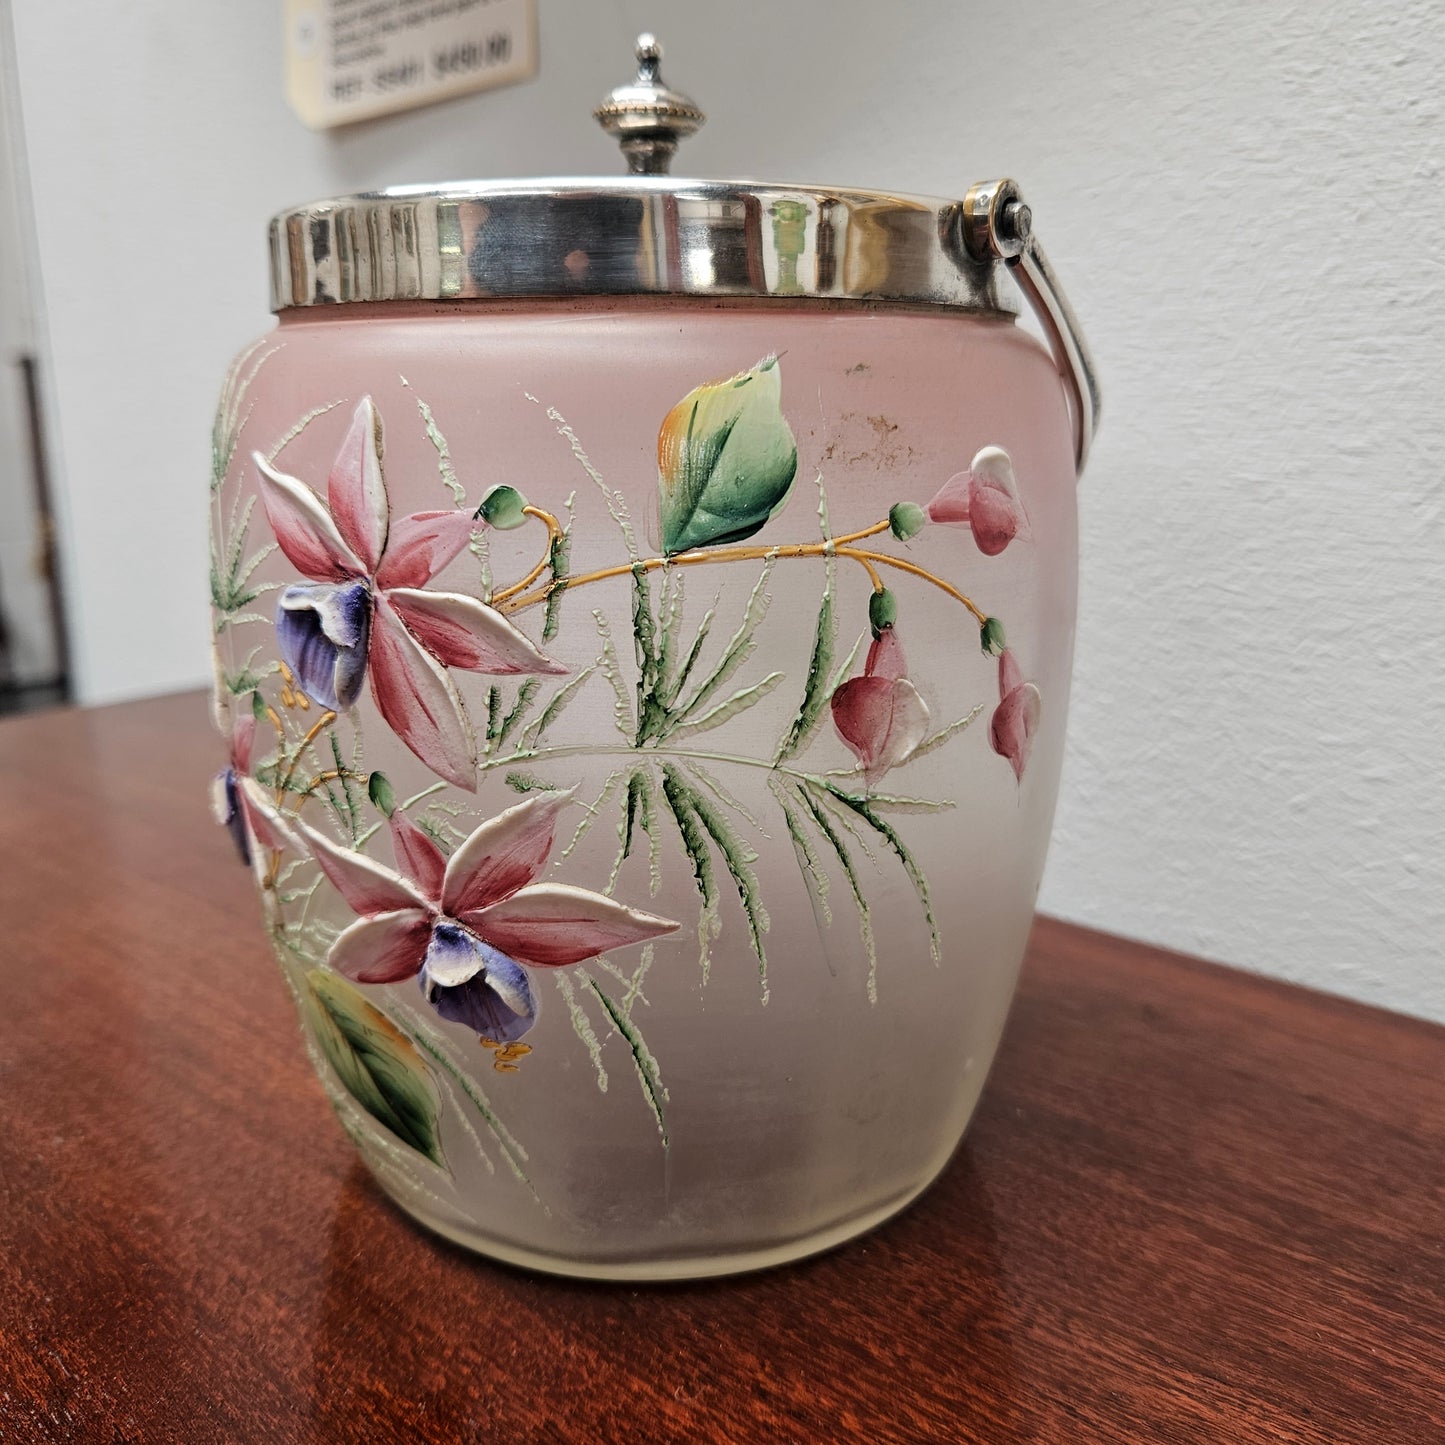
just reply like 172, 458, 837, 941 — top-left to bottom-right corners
961, 179, 1101, 476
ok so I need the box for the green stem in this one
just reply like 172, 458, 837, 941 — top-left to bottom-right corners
472, 740, 884, 799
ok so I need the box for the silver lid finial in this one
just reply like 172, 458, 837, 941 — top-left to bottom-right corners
594, 33, 705, 175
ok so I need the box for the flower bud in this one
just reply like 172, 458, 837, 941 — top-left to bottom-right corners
477, 484, 528, 530
888, 501, 927, 541
367, 771, 396, 817
980, 616, 1007, 656
868, 587, 898, 637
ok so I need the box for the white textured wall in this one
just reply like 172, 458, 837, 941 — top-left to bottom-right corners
10, 1, 1443, 1018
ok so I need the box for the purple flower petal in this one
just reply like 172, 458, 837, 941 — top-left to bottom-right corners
420, 923, 537, 1043
211, 767, 251, 866
276, 579, 372, 710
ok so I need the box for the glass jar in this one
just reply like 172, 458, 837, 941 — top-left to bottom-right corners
209, 36, 1098, 1279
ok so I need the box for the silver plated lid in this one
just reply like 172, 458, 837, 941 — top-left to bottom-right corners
267, 35, 1099, 471
269, 177, 1007, 315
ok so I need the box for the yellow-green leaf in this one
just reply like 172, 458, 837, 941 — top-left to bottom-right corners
303, 970, 445, 1166
657, 356, 798, 554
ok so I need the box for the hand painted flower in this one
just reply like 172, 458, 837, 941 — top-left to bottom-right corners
254, 398, 565, 790
830, 627, 931, 786
210, 712, 298, 877
925, 446, 1029, 556
243, 782, 679, 1044
990, 649, 1042, 782
210, 706, 257, 864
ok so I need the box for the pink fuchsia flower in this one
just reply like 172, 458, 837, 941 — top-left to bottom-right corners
830, 628, 932, 786
244, 782, 679, 1044
210, 703, 258, 864
925, 446, 1028, 556
209, 664, 295, 868
990, 649, 1042, 782
210, 716, 299, 878
255, 398, 565, 790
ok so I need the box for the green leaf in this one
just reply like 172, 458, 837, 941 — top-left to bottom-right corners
559, 769, 625, 862
414, 815, 454, 853
631, 567, 668, 745
657, 568, 685, 683
672, 671, 784, 738
303, 970, 445, 1166
367, 771, 396, 817
496, 678, 540, 748
657, 356, 799, 553
851, 792, 955, 814
520, 665, 596, 749
210, 494, 279, 615
593, 610, 635, 740
659, 765, 721, 979
906, 703, 986, 764
623, 770, 645, 861
673, 560, 773, 725
663, 764, 770, 998
584, 976, 669, 1144
774, 561, 836, 763
412, 393, 466, 506
607, 769, 649, 894
794, 781, 878, 1001
555, 972, 608, 1093
768, 774, 831, 927
815, 782, 939, 961
659, 599, 714, 710
542, 524, 571, 642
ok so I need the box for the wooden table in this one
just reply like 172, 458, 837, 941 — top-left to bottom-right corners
1, 692, 1441, 1444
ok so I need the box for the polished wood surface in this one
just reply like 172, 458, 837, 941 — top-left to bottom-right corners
1, 692, 1442, 1444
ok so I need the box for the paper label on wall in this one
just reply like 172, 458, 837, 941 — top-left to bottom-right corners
285, 0, 537, 129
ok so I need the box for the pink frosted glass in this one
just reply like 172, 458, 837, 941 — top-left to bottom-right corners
210, 298, 1078, 1278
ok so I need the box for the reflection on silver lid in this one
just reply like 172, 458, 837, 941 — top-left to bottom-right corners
268, 179, 1008, 315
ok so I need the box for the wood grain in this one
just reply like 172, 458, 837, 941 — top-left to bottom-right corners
1, 692, 1441, 1444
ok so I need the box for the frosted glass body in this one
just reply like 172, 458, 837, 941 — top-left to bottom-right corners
209, 298, 1078, 1278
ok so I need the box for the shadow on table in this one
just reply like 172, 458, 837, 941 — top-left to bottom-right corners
304, 1147, 1037, 1442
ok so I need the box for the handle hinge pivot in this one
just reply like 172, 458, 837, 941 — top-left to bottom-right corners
962, 178, 1100, 474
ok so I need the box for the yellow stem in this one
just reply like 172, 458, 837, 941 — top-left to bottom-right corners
497, 515, 986, 624
276, 710, 338, 800
288, 767, 363, 814
500, 542, 817, 613
829, 519, 893, 547
851, 554, 885, 591
491, 506, 564, 604
842, 548, 989, 625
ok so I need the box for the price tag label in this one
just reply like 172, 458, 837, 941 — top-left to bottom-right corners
285, 0, 537, 129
